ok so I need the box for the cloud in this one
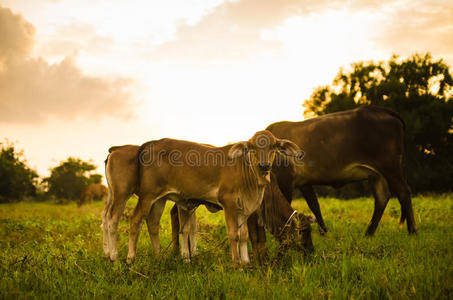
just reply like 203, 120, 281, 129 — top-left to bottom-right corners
37, 23, 115, 58
0, 6, 35, 61
0, 5, 136, 124
374, 1, 453, 60
151, 0, 453, 62
151, 0, 341, 60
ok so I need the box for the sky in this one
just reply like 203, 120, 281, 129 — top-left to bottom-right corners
1, 0, 453, 178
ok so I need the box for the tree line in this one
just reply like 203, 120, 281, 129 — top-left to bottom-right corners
0, 141, 102, 203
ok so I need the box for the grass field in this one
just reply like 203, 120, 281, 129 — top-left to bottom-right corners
1, 194, 452, 299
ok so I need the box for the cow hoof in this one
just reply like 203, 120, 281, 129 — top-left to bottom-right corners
319, 228, 327, 236
126, 256, 135, 265
364, 230, 375, 237
408, 228, 418, 235
109, 252, 118, 262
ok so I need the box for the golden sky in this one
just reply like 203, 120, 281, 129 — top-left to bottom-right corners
1, 0, 453, 177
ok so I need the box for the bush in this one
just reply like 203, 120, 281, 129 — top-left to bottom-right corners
0, 141, 38, 203
43, 157, 102, 202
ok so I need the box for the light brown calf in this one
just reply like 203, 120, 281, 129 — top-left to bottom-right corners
128, 130, 300, 265
171, 172, 316, 264
103, 145, 198, 261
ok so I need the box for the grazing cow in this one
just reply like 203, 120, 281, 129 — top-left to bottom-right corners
127, 130, 301, 265
78, 183, 108, 207
266, 105, 416, 236
102, 145, 200, 261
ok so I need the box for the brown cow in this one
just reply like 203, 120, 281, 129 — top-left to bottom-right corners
78, 183, 108, 207
126, 130, 301, 265
266, 105, 416, 236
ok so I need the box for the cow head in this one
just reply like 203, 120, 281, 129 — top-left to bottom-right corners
229, 130, 301, 184
296, 214, 316, 254
280, 213, 316, 254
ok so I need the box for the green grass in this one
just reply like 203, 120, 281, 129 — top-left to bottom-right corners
1, 195, 452, 299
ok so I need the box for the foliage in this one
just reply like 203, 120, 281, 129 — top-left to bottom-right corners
304, 53, 453, 194
43, 157, 102, 201
0, 141, 38, 203
0, 195, 452, 299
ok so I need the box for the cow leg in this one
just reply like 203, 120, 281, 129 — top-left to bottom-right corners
178, 208, 197, 262
188, 208, 198, 257
247, 213, 259, 261
365, 176, 391, 236
145, 198, 166, 256
387, 176, 417, 234
256, 223, 266, 259
399, 209, 406, 228
247, 212, 267, 264
238, 214, 250, 264
127, 194, 157, 264
101, 189, 113, 257
106, 192, 129, 261
222, 204, 241, 266
300, 185, 328, 235
170, 204, 180, 253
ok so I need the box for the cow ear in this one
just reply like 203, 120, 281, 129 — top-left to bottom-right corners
228, 141, 249, 159
276, 139, 301, 157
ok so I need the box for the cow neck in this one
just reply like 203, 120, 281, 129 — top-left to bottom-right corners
261, 181, 295, 237
237, 157, 266, 216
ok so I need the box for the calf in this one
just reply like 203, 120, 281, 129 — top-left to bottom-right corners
170, 172, 316, 263
103, 145, 198, 261
128, 130, 300, 265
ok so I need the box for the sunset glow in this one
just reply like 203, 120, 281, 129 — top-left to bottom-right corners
1, 0, 452, 176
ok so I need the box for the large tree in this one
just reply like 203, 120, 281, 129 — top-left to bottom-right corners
43, 157, 102, 201
304, 53, 453, 193
0, 141, 38, 203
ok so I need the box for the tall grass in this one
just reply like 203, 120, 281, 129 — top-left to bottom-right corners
1, 194, 452, 299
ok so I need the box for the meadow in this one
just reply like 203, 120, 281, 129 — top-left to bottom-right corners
0, 194, 452, 299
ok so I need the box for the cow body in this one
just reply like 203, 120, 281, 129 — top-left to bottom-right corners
267, 105, 416, 235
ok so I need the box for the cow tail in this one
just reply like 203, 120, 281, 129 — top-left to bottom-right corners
137, 142, 149, 193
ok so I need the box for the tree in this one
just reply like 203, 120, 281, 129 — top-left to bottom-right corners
0, 141, 38, 203
43, 157, 103, 201
304, 53, 453, 194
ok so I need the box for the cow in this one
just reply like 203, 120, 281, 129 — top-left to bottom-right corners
78, 183, 108, 207
266, 105, 416, 236
126, 130, 301, 265
102, 145, 202, 262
